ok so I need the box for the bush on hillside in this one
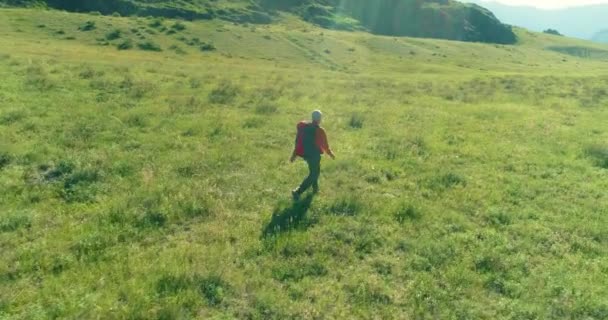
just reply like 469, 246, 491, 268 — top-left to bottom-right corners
395, 204, 421, 223
0, 212, 31, 233
543, 29, 563, 36
208, 81, 240, 105
329, 197, 362, 216
349, 113, 364, 129
148, 18, 163, 28
255, 101, 278, 114
105, 29, 121, 40
169, 44, 186, 55
585, 144, 608, 168
116, 39, 133, 50
171, 21, 186, 31
137, 40, 161, 51
78, 20, 96, 31
200, 42, 216, 51
0, 152, 11, 170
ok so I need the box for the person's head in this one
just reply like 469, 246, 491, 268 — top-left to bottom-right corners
312, 110, 323, 124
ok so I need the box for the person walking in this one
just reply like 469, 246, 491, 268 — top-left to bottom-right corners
290, 110, 335, 200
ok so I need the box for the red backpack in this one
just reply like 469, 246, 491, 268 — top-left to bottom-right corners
294, 121, 319, 157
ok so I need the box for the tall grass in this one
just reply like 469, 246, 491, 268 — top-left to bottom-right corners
2, 7, 608, 320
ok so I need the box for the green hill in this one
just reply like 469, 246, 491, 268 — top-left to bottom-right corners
0, 0, 517, 44
2, 7, 608, 319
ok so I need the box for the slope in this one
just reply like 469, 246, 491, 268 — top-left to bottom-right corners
2, 8, 608, 319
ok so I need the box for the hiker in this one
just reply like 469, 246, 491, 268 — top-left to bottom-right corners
290, 110, 335, 200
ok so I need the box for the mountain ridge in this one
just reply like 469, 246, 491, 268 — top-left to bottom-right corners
465, 0, 608, 40
0, 0, 518, 44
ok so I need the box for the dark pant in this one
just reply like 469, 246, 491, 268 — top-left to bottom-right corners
296, 154, 321, 194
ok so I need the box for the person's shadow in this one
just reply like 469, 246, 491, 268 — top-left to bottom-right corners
262, 194, 315, 237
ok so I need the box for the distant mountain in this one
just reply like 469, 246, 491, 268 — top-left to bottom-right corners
463, 0, 608, 40
593, 29, 608, 43
0, 0, 518, 44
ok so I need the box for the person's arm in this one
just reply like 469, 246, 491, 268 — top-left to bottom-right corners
317, 128, 336, 159
290, 148, 297, 162
291, 125, 300, 162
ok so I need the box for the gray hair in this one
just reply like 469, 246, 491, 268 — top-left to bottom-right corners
312, 110, 323, 122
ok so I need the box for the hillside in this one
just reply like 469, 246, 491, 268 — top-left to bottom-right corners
0, 0, 517, 44
465, 0, 608, 40
2, 7, 608, 319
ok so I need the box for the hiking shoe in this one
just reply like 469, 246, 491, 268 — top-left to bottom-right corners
292, 190, 300, 201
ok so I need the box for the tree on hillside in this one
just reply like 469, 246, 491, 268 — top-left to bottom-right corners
543, 29, 563, 36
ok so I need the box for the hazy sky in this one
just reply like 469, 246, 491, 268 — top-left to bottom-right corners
478, 0, 608, 9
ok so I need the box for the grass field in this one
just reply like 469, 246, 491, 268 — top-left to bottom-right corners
2, 8, 608, 319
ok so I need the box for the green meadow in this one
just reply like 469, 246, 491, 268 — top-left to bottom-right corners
1, 7, 608, 319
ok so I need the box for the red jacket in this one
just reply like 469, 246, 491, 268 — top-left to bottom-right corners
294, 121, 331, 157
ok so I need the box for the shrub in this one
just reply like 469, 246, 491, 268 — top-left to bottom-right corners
137, 40, 161, 51
155, 274, 230, 306
111, 12, 121, 17
208, 81, 240, 105
138, 210, 167, 228
24, 66, 54, 91
543, 29, 563, 36
0, 152, 11, 169
349, 113, 364, 129
105, 29, 121, 40
0, 110, 25, 125
60, 169, 100, 203
486, 209, 512, 227
169, 44, 186, 55
71, 233, 109, 262
329, 197, 362, 216
171, 21, 186, 31
156, 275, 191, 296
78, 66, 104, 79
116, 39, 133, 50
125, 114, 147, 127
148, 19, 163, 28
395, 204, 421, 223
78, 21, 96, 31
196, 275, 229, 306
0, 213, 31, 233
347, 282, 392, 305
585, 144, 608, 168
179, 199, 212, 219
255, 101, 278, 114
475, 255, 504, 274
429, 172, 466, 191
272, 260, 327, 282
200, 42, 216, 52
41, 161, 75, 182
